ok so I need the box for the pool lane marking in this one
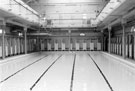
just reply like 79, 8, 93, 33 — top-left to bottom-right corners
30, 55, 63, 91
88, 53, 114, 91
70, 54, 76, 91
0, 55, 48, 83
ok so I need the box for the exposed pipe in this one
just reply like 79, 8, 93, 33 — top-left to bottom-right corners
29, 2, 102, 6
13, 0, 40, 17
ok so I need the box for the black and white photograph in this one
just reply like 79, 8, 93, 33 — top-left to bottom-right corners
0, 0, 135, 91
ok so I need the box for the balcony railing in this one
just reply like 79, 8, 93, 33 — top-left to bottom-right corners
0, 0, 40, 24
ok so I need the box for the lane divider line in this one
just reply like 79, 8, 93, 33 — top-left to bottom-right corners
88, 53, 114, 91
70, 54, 76, 91
0, 55, 48, 83
30, 55, 63, 91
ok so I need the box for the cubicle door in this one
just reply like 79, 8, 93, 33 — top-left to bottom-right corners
117, 37, 119, 55
76, 43, 79, 51
41, 43, 44, 51
18, 38, 20, 54
125, 35, 128, 57
110, 40, 112, 53
112, 38, 114, 53
47, 43, 51, 51
54, 43, 58, 51
79, 40, 83, 51
58, 39, 61, 51
62, 43, 65, 51
116, 37, 119, 54
97, 43, 101, 51
119, 37, 122, 55
15, 38, 17, 55
70, 43, 72, 51
90, 43, 94, 51
83, 43, 87, 51
5, 38, 8, 56
10, 38, 13, 55
129, 35, 133, 58
114, 39, 116, 54
0, 37, 2, 58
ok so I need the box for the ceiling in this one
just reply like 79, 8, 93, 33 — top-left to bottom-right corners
21, 0, 135, 30
22, 0, 108, 28
0, 0, 134, 32
99, 0, 135, 28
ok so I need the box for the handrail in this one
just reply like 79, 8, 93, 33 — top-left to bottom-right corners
13, 0, 39, 17
0, 0, 40, 24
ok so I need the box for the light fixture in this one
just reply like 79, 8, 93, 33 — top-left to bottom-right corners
95, 0, 126, 24
0, 29, 5, 34
43, 17, 46, 21
83, 14, 87, 19
18, 33, 23, 36
80, 33, 85, 36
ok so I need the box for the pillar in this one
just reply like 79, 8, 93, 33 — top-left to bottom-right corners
101, 30, 104, 51
68, 30, 71, 51
121, 18, 126, 59
24, 27, 27, 54
104, 37, 106, 51
108, 25, 112, 54
37, 28, 41, 52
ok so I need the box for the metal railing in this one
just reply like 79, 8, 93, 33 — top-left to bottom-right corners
0, 0, 40, 24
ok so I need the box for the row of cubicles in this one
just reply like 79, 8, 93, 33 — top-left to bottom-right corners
109, 33, 135, 59
0, 36, 102, 59
40, 37, 102, 51
44, 42, 101, 51
0, 36, 36, 58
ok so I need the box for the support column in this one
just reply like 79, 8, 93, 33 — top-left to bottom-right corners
101, 30, 104, 51
104, 37, 106, 51
68, 30, 71, 51
108, 25, 112, 54
101, 37, 104, 51
24, 27, 27, 54
121, 18, 126, 59
0, 20, 6, 59
37, 27, 41, 52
